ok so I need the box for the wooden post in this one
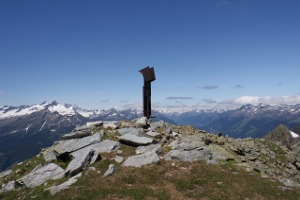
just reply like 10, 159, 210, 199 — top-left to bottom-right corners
139, 66, 156, 118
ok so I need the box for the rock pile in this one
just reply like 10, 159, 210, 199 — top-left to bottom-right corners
1, 118, 300, 195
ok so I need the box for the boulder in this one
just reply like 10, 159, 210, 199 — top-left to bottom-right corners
164, 147, 212, 162
19, 163, 64, 188
0, 181, 15, 193
135, 117, 149, 128
115, 155, 124, 163
45, 173, 82, 195
118, 134, 154, 147
122, 152, 160, 167
176, 136, 206, 151
136, 144, 162, 154
117, 127, 144, 136
42, 148, 57, 162
103, 164, 115, 177
208, 144, 235, 161
146, 131, 162, 139
150, 121, 165, 132
53, 133, 101, 156
65, 148, 95, 176
103, 121, 120, 129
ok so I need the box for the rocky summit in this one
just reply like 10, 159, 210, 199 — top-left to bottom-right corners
1, 118, 300, 199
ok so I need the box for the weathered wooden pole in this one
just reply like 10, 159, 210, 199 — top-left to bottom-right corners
139, 66, 156, 119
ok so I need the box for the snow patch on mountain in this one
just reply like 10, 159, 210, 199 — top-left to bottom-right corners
290, 131, 299, 138
0, 104, 47, 119
48, 104, 75, 116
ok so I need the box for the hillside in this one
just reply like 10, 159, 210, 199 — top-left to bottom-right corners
264, 124, 300, 146
1, 118, 300, 199
0, 101, 173, 171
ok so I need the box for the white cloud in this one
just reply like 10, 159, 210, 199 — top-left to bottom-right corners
232, 95, 300, 105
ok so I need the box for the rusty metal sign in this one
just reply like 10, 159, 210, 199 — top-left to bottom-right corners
139, 66, 156, 118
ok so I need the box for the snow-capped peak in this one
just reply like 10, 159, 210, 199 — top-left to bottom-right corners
290, 131, 299, 138
0, 103, 47, 119
48, 103, 76, 116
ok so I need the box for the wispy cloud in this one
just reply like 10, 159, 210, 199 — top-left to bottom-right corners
231, 85, 244, 89
166, 96, 194, 100
202, 85, 219, 90
0, 90, 3, 95
202, 98, 218, 104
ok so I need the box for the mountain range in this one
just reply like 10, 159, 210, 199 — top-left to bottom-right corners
1, 101, 300, 171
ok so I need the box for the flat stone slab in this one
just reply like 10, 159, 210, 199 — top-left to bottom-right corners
163, 147, 212, 162
176, 135, 206, 151
103, 121, 120, 129
117, 127, 144, 136
65, 148, 95, 176
53, 133, 101, 155
60, 131, 91, 140
118, 134, 154, 147
46, 173, 82, 195
89, 140, 121, 164
122, 152, 160, 168
136, 144, 162, 155
86, 121, 103, 128
146, 131, 162, 139
19, 163, 64, 188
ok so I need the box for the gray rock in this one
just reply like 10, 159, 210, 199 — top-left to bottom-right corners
136, 144, 162, 154
280, 178, 299, 188
89, 140, 121, 164
118, 134, 154, 147
19, 163, 64, 188
86, 121, 103, 128
65, 148, 95, 176
115, 155, 124, 163
53, 133, 101, 156
146, 131, 162, 139
150, 121, 165, 132
135, 117, 149, 128
41, 148, 58, 162
103, 164, 115, 177
164, 147, 212, 162
117, 127, 144, 136
103, 121, 120, 129
208, 144, 235, 161
122, 152, 160, 167
74, 125, 91, 132
0, 169, 12, 179
168, 140, 179, 149
0, 181, 15, 193
46, 173, 82, 195
177, 136, 206, 151
60, 131, 91, 140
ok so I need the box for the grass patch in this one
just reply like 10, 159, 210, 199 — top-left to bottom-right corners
2, 156, 300, 200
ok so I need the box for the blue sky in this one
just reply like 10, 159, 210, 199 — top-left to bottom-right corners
1, 0, 300, 110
